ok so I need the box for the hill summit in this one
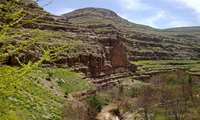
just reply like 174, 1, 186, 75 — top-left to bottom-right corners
63, 7, 119, 19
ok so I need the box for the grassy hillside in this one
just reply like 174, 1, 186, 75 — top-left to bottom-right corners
62, 7, 155, 32
0, 2, 94, 117
0, 65, 93, 120
0, 66, 63, 120
164, 26, 200, 32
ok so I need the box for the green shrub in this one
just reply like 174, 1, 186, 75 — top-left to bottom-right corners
87, 95, 108, 112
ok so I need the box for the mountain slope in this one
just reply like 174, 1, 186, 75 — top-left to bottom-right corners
62, 7, 155, 32
164, 26, 200, 32
62, 8, 200, 60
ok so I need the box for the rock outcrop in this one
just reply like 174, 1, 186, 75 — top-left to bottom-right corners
54, 34, 130, 78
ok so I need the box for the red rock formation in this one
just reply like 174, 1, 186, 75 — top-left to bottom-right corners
110, 41, 128, 68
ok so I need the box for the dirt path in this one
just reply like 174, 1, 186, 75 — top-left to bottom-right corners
96, 104, 121, 120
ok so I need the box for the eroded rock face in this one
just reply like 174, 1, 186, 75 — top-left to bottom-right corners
97, 35, 130, 77
53, 34, 130, 78
88, 54, 104, 77
57, 39, 130, 78
110, 41, 128, 68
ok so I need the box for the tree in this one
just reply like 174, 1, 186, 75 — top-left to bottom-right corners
136, 86, 158, 120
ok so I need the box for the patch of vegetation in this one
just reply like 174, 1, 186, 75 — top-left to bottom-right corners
29, 67, 93, 95
131, 60, 200, 75
94, 27, 115, 33
49, 68, 93, 94
86, 95, 108, 112
122, 68, 200, 120
0, 66, 63, 120
151, 109, 171, 120
132, 60, 200, 65
0, 1, 95, 120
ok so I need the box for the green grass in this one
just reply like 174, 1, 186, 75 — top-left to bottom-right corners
86, 95, 108, 112
49, 68, 93, 94
0, 66, 63, 120
0, 66, 94, 120
131, 60, 200, 66
28, 67, 94, 94
131, 60, 200, 74
152, 109, 170, 120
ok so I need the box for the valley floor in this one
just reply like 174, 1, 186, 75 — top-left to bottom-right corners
1, 60, 200, 120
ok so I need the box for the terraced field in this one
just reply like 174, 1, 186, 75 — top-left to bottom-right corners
132, 60, 200, 75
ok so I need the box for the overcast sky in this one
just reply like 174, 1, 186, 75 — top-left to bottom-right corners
38, 0, 200, 29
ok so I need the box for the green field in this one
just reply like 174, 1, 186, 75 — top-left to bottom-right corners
0, 66, 93, 120
131, 60, 200, 75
